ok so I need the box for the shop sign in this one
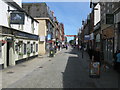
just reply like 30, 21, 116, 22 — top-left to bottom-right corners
2, 28, 38, 40
39, 36, 45, 41
10, 12, 25, 24
84, 35, 90, 40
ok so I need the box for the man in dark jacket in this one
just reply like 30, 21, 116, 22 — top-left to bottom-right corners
88, 47, 94, 60
92, 48, 101, 65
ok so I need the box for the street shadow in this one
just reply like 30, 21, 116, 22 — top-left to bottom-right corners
63, 48, 120, 88
64, 48, 82, 55
62, 56, 96, 88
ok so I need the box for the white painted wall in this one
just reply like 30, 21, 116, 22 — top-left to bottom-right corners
0, 0, 38, 35
0, 0, 39, 67
0, 0, 9, 27
34, 21, 39, 35
94, 3, 101, 25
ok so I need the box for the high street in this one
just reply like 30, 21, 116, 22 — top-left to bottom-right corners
2, 47, 119, 88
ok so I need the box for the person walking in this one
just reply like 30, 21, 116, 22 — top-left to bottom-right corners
79, 45, 81, 51
65, 44, 68, 50
88, 47, 94, 60
116, 50, 120, 73
58, 44, 60, 51
92, 48, 101, 65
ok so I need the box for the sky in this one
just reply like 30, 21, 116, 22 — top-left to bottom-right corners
22, 1, 91, 41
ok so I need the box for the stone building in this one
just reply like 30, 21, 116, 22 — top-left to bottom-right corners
22, 3, 55, 55
100, 2, 119, 64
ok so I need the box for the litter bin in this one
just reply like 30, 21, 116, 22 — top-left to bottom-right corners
49, 49, 54, 57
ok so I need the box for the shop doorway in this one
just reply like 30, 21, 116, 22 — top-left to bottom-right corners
6, 42, 12, 66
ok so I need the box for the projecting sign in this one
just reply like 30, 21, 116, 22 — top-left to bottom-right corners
65, 35, 76, 37
10, 12, 25, 24
84, 35, 90, 40
39, 36, 45, 41
106, 14, 114, 24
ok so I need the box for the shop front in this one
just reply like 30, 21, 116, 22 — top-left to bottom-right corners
102, 26, 114, 64
0, 26, 39, 68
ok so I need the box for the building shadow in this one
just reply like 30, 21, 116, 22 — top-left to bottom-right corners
62, 55, 97, 88
62, 48, 120, 88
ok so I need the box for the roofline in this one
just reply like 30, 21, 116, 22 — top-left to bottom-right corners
35, 17, 55, 27
4, 0, 39, 23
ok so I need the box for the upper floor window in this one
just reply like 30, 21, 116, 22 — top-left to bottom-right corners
112, 4, 114, 9
31, 20, 34, 34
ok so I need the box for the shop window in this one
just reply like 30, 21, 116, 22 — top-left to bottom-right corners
24, 43, 26, 55
18, 42, 24, 56
27, 42, 31, 55
33, 43, 35, 53
36, 44, 38, 52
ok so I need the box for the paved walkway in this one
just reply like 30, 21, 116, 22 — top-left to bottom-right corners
1, 50, 61, 88
1, 47, 120, 88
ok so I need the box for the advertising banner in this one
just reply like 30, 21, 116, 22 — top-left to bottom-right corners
84, 35, 90, 40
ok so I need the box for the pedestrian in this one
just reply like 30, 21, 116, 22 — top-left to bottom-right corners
88, 47, 94, 60
65, 44, 68, 50
92, 47, 101, 65
79, 45, 81, 51
116, 50, 120, 73
58, 44, 60, 51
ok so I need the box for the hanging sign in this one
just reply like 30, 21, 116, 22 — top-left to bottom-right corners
10, 12, 25, 24
84, 35, 90, 40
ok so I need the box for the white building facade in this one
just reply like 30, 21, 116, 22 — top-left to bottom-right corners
0, 0, 39, 68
